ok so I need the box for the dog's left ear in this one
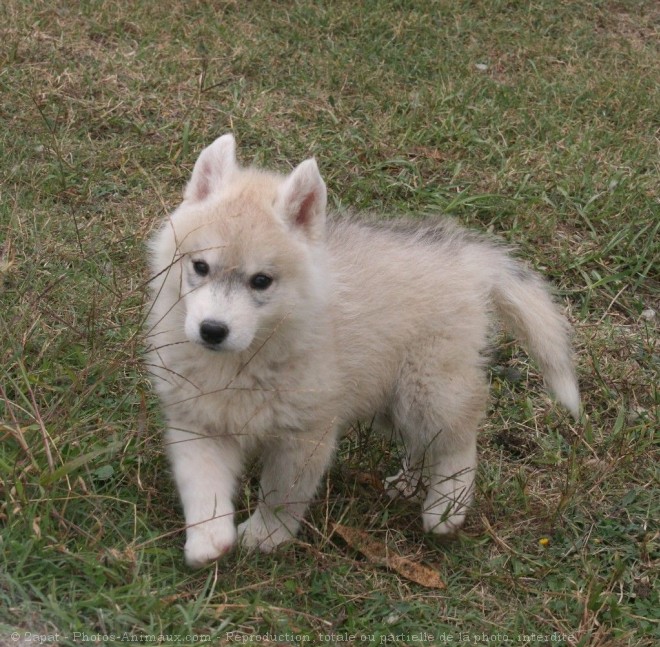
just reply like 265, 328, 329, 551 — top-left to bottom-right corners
276, 159, 327, 240
184, 134, 237, 202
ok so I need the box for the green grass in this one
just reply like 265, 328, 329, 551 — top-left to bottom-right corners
1, 0, 658, 645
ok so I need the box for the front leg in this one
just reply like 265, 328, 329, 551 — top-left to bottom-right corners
238, 425, 338, 552
166, 425, 242, 567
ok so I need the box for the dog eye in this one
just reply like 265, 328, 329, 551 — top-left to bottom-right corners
192, 260, 209, 276
249, 273, 273, 290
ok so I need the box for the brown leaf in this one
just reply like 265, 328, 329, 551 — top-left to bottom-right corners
333, 523, 445, 589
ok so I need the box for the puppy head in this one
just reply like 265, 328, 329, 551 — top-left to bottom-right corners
151, 134, 328, 353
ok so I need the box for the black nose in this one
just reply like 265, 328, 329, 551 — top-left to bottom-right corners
199, 320, 229, 346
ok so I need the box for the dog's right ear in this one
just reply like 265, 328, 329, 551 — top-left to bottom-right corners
184, 134, 237, 202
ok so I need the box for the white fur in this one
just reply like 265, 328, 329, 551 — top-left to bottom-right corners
145, 134, 580, 567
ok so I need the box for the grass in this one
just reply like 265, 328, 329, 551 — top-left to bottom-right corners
1, 0, 658, 645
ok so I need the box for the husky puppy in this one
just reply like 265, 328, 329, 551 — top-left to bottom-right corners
145, 134, 579, 567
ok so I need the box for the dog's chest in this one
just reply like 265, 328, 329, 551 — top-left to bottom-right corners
171, 350, 333, 440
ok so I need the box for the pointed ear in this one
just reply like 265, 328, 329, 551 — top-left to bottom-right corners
276, 159, 327, 240
184, 134, 237, 202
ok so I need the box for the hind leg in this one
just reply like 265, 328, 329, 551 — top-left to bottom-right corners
384, 456, 425, 500
392, 351, 488, 536
421, 434, 477, 534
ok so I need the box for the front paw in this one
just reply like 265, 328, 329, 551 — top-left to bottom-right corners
184, 517, 237, 568
237, 507, 298, 553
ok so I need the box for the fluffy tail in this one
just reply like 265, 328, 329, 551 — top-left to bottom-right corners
492, 259, 580, 418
